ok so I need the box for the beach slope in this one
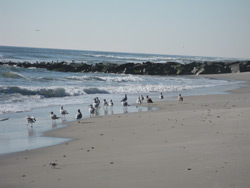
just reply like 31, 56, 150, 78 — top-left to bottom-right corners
1, 73, 250, 188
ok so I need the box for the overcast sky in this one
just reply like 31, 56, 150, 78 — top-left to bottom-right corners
0, 0, 249, 58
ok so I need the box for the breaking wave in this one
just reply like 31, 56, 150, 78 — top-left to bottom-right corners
83, 88, 109, 94
0, 86, 70, 98
66, 76, 105, 81
0, 86, 111, 98
98, 84, 218, 94
1, 72, 25, 79
66, 75, 143, 82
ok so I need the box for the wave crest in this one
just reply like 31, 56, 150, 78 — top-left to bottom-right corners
83, 88, 109, 94
66, 76, 105, 81
1, 72, 25, 79
0, 86, 70, 98
66, 75, 143, 82
0, 86, 111, 98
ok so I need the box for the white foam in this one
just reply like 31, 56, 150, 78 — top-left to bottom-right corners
98, 84, 216, 94
66, 74, 143, 82
99, 75, 143, 82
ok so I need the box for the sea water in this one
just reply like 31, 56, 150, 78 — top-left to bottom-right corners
0, 46, 245, 156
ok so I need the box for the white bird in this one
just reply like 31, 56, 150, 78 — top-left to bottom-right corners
139, 95, 144, 101
159, 92, 164, 99
75, 109, 82, 123
60, 106, 68, 118
178, 94, 183, 102
50, 112, 60, 121
88, 105, 95, 117
26, 115, 36, 126
120, 94, 127, 103
121, 101, 129, 107
136, 96, 142, 107
109, 99, 113, 107
103, 99, 108, 107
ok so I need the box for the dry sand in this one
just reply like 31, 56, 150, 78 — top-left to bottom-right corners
1, 72, 250, 188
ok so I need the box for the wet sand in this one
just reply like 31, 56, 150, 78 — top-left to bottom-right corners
1, 72, 250, 188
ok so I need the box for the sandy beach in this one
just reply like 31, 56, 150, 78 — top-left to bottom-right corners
1, 72, 250, 188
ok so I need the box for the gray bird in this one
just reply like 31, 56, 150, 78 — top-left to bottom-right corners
26, 115, 36, 126
50, 112, 60, 122
60, 106, 68, 118
120, 94, 127, 103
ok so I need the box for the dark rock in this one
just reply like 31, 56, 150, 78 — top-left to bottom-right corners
1, 60, 250, 75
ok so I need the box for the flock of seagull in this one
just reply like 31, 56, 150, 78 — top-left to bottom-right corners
24, 93, 184, 127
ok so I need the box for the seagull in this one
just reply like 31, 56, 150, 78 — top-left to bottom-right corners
88, 105, 95, 117
121, 101, 129, 107
159, 92, 164, 99
139, 95, 144, 101
178, 94, 183, 102
96, 97, 100, 104
93, 97, 100, 109
109, 99, 113, 107
103, 99, 108, 107
146, 96, 153, 103
50, 112, 60, 122
75, 109, 82, 123
26, 115, 36, 126
120, 94, 127, 103
60, 106, 68, 118
136, 96, 142, 107
49, 162, 58, 168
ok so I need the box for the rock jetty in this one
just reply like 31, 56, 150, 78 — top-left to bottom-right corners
1, 61, 250, 75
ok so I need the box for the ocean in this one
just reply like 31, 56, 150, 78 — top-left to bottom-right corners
0, 46, 245, 156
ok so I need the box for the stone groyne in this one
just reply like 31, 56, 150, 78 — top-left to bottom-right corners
1, 61, 250, 75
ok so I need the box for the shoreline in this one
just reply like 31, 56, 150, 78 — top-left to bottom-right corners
1, 72, 250, 188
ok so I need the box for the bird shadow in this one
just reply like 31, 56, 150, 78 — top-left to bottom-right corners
81, 122, 94, 124
51, 167, 61, 169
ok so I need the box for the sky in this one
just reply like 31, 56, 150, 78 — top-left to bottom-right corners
0, 0, 250, 59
